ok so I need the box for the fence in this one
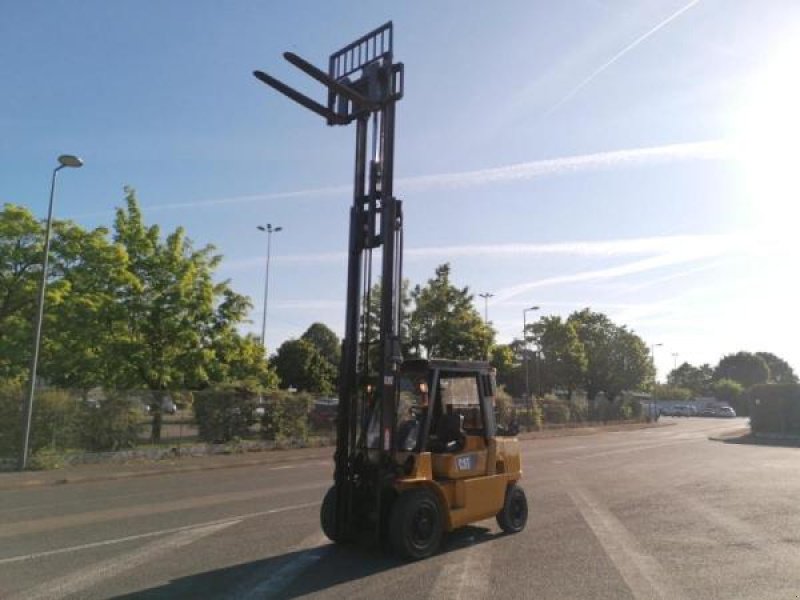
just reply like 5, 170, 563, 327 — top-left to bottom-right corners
0, 385, 647, 470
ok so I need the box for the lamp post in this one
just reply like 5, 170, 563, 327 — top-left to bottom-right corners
478, 292, 493, 324
651, 342, 663, 381
256, 223, 282, 350
523, 305, 540, 408
650, 342, 663, 421
672, 352, 679, 370
19, 154, 83, 470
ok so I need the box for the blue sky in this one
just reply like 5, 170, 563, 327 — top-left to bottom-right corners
2, 1, 799, 380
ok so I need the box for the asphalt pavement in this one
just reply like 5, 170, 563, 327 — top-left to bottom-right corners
1, 417, 798, 600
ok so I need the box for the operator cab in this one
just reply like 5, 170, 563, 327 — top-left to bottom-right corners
395, 358, 497, 479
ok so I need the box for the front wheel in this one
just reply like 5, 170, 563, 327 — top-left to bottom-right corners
320, 486, 341, 543
496, 483, 528, 534
389, 488, 443, 560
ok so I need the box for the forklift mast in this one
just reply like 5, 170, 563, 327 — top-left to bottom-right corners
253, 22, 405, 539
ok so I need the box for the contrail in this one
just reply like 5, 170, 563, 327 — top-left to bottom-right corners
116, 138, 728, 216
219, 232, 740, 271
491, 238, 736, 303
67, 135, 729, 220
545, 0, 703, 115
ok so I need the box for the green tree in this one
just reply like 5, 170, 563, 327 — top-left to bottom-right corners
40, 220, 132, 393
110, 188, 261, 441
714, 352, 770, 389
667, 362, 713, 395
567, 308, 653, 402
651, 384, 693, 402
301, 322, 341, 370
271, 338, 337, 394
408, 264, 494, 360
530, 316, 587, 398
756, 352, 798, 384
361, 279, 412, 373
712, 378, 744, 405
490, 343, 526, 399
0, 204, 43, 381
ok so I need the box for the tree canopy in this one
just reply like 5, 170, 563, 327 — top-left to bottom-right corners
0, 194, 277, 441
667, 362, 713, 395
714, 352, 770, 389
529, 316, 587, 398
408, 264, 493, 360
756, 352, 797, 384
301, 322, 341, 370
567, 308, 653, 400
271, 338, 337, 395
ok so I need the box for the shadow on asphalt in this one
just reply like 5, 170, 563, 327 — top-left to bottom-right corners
114, 525, 498, 599
715, 431, 800, 448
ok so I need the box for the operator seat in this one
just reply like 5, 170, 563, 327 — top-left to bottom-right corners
435, 413, 465, 453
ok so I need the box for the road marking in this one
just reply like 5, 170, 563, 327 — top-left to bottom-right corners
5, 519, 239, 600
0, 481, 327, 539
566, 481, 685, 600
429, 535, 493, 600
236, 531, 330, 599
0, 501, 320, 565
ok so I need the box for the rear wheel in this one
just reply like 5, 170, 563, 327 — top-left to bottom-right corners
320, 486, 341, 543
496, 483, 528, 533
389, 488, 443, 560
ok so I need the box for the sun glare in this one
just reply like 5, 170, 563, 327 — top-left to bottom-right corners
733, 36, 800, 234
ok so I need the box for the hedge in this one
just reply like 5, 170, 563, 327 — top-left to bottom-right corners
193, 386, 260, 443
747, 383, 800, 435
261, 391, 315, 442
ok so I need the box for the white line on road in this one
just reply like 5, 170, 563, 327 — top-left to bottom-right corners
0, 481, 327, 539
429, 533, 493, 600
0, 501, 320, 566
566, 481, 685, 600
6, 519, 239, 600
236, 531, 330, 599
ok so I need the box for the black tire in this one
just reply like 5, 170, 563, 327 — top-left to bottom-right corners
388, 488, 443, 560
320, 486, 341, 543
496, 483, 528, 534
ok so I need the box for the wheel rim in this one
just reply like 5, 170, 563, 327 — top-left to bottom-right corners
410, 504, 436, 547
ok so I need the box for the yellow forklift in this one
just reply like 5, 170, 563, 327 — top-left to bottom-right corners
254, 22, 527, 560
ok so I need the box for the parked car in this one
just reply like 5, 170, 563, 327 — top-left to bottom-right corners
717, 406, 736, 418
672, 405, 692, 417
143, 397, 177, 415
310, 399, 338, 428
700, 407, 718, 417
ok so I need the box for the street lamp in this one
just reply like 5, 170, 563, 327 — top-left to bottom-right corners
478, 292, 493, 323
651, 342, 663, 382
523, 305, 540, 408
19, 154, 83, 470
672, 352, 679, 370
256, 223, 282, 350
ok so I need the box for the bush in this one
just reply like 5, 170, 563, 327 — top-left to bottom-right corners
494, 386, 514, 423
652, 384, 693, 403
193, 385, 259, 443
0, 384, 82, 457
261, 391, 315, 442
748, 383, 800, 435
540, 395, 570, 424
80, 394, 143, 451
515, 405, 543, 431
0, 383, 22, 457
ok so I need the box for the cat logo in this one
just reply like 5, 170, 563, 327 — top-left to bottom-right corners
456, 454, 477, 471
